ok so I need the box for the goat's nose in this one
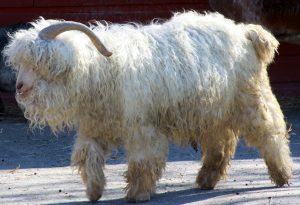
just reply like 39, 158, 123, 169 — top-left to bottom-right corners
16, 82, 24, 91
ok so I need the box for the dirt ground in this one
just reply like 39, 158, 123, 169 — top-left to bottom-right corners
0, 106, 299, 205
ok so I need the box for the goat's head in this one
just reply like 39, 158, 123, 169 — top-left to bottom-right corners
3, 18, 112, 128
5, 20, 112, 99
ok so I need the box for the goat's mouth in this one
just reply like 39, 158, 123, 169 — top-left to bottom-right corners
16, 89, 31, 99
15, 89, 33, 103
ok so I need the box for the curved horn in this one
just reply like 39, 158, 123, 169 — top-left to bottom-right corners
38, 21, 112, 57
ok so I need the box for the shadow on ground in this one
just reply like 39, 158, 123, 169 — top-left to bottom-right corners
44, 186, 289, 205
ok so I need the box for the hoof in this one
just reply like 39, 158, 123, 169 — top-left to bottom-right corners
196, 170, 220, 190
125, 192, 151, 203
87, 193, 102, 202
198, 184, 215, 190
196, 179, 215, 190
269, 166, 292, 188
273, 178, 290, 188
86, 182, 103, 202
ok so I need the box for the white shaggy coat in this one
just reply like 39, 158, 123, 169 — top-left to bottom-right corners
3, 11, 292, 202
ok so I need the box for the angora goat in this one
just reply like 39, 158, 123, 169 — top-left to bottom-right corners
3, 11, 292, 202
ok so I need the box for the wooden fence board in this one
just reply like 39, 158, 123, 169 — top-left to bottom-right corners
0, 0, 33, 7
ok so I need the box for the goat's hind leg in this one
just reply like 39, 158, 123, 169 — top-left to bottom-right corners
196, 129, 237, 189
240, 92, 292, 186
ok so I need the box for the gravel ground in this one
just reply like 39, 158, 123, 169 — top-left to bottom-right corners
0, 106, 299, 205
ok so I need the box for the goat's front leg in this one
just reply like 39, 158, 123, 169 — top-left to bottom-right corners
71, 136, 107, 202
124, 126, 168, 202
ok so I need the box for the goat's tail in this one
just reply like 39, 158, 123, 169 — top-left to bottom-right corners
245, 24, 279, 65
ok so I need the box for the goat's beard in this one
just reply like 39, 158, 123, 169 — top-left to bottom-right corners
16, 79, 76, 131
